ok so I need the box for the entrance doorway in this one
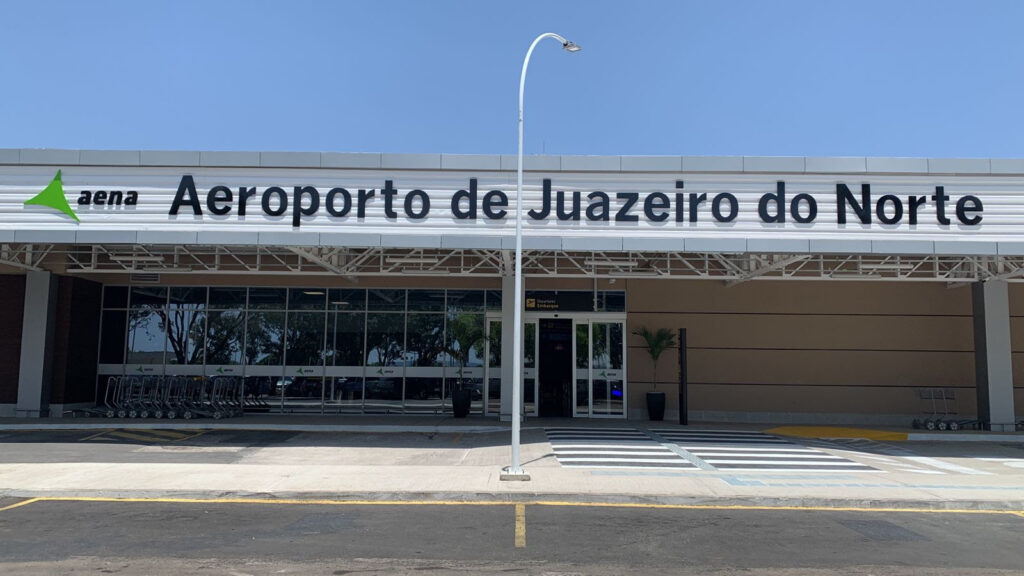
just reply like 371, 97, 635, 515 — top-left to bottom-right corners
538, 318, 573, 417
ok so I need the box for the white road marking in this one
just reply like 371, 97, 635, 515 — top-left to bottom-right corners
905, 456, 992, 475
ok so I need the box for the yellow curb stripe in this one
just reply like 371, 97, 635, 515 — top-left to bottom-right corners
14, 496, 1022, 518
514, 503, 526, 548
106, 431, 171, 442
136, 429, 193, 440
0, 498, 40, 512
767, 426, 908, 442
77, 430, 114, 442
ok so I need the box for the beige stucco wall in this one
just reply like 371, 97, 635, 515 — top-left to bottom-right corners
624, 279, 1024, 423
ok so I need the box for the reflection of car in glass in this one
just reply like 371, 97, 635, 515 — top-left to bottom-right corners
274, 377, 293, 394
275, 377, 322, 397
365, 378, 402, 400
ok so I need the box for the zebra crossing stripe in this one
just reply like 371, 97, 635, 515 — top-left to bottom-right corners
651, 429, 878, 472
546, 427, 696, 470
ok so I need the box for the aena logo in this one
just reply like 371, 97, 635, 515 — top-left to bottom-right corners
24, 170, 79, 222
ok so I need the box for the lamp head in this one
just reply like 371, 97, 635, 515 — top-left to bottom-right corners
562, 41, 581, 52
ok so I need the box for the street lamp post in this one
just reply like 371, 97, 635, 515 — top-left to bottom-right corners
501, 32, 580, 481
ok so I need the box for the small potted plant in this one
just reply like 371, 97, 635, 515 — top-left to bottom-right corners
446, 313, 486, 418
631, 326, 677, 421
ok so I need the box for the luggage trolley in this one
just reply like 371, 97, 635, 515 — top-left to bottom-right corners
911, 387, 979, 431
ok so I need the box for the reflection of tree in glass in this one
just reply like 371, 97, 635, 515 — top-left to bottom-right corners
205, 310, 245, 365
366, 314, 403, 366
285, 313, 327, 366
330, 313, 365, 366
406, 314, 444, 367
488, 321, 502, 366
591, 324, 611, 368
246, 312, 285, 365
575, 323, 589, 368
158, 304, 205, 365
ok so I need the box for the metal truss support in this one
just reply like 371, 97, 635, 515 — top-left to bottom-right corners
3, 242, 1014, 284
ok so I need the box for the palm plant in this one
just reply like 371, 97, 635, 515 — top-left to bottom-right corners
445, 313, 486, 391
631, 326, 677, 390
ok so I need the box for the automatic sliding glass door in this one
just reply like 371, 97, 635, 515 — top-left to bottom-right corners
572, 319, 626, 418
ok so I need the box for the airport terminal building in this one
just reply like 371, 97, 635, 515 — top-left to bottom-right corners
0, 149, 1021, 430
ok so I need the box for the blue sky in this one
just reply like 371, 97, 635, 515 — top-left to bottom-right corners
1, 1, 1021, 157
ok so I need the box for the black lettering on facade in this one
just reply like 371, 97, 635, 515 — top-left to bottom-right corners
529, 179, 552, 220
169, 175, 202, 215
615, 192, 639, 222
712, 193, 738, 223
452, 178, 478, 219
262, 187, 288, 217
643, 192, 670, 222
586, 191, 609, 221
837, 183, 871, 224
557, 191, 581, 221
293, 186, 320, 227
405, 189, 430, 218
207, 185, 233, 216
483, 190, 507, 219
326, 188, 352, 217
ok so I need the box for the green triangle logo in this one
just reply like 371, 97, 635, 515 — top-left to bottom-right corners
24, 170, 79, 222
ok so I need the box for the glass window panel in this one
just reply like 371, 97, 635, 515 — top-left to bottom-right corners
366, 313, 404, 366
328, 288, 366, 311
103, 286, 128, 308
245, 311, 285, 365
281, 376, 323, 413
367, 289, 405, 312
485, 290, 502, 312
445, 313, 485, 368
285, 312, 327, 366
364, 376, 402, 411
208, 287, 247, 310
325, 376, 363, 412
598, 291, 626, 312
487, 320, 502, 367
407, 289, 445, 312
404, 377, 443, 413
243, 376, 275, 411
487, 320, 502, 415
524, 323, 536, 369
576, 323, 589, 369
289, 288, 327, 311
446, 290, 484, 313
165, 310, 206, 365
99, 310, 127, 364
329, 312, 366, 366
127, 307, 167, 364
248, 288, 287, 310
405, 314, 445, 367
168, 287, 207, 306
205, 310, 245, 365
129, 286, 167, 309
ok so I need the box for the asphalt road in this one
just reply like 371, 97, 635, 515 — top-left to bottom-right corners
1, 498, 1021, 575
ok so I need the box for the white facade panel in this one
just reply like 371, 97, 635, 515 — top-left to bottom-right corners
1, 162, 1023, 255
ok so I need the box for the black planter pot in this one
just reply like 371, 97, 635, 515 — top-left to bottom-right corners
646, 391, 666, 421
452, 389, 472, 418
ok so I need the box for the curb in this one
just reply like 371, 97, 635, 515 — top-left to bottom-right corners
2, 422, 1021, 441
2, 489, 1022, 512
0, 423, 517, 434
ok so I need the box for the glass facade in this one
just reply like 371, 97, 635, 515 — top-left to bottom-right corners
99, 285, 625, 416
101, 286, 507, 415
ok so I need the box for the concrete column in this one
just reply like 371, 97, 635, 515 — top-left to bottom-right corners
16, 271, 58, 418
971, 280, 1017, 432
499, 273, 515, 421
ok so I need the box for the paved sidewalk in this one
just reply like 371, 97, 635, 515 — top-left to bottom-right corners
1, 417, 1023, 512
